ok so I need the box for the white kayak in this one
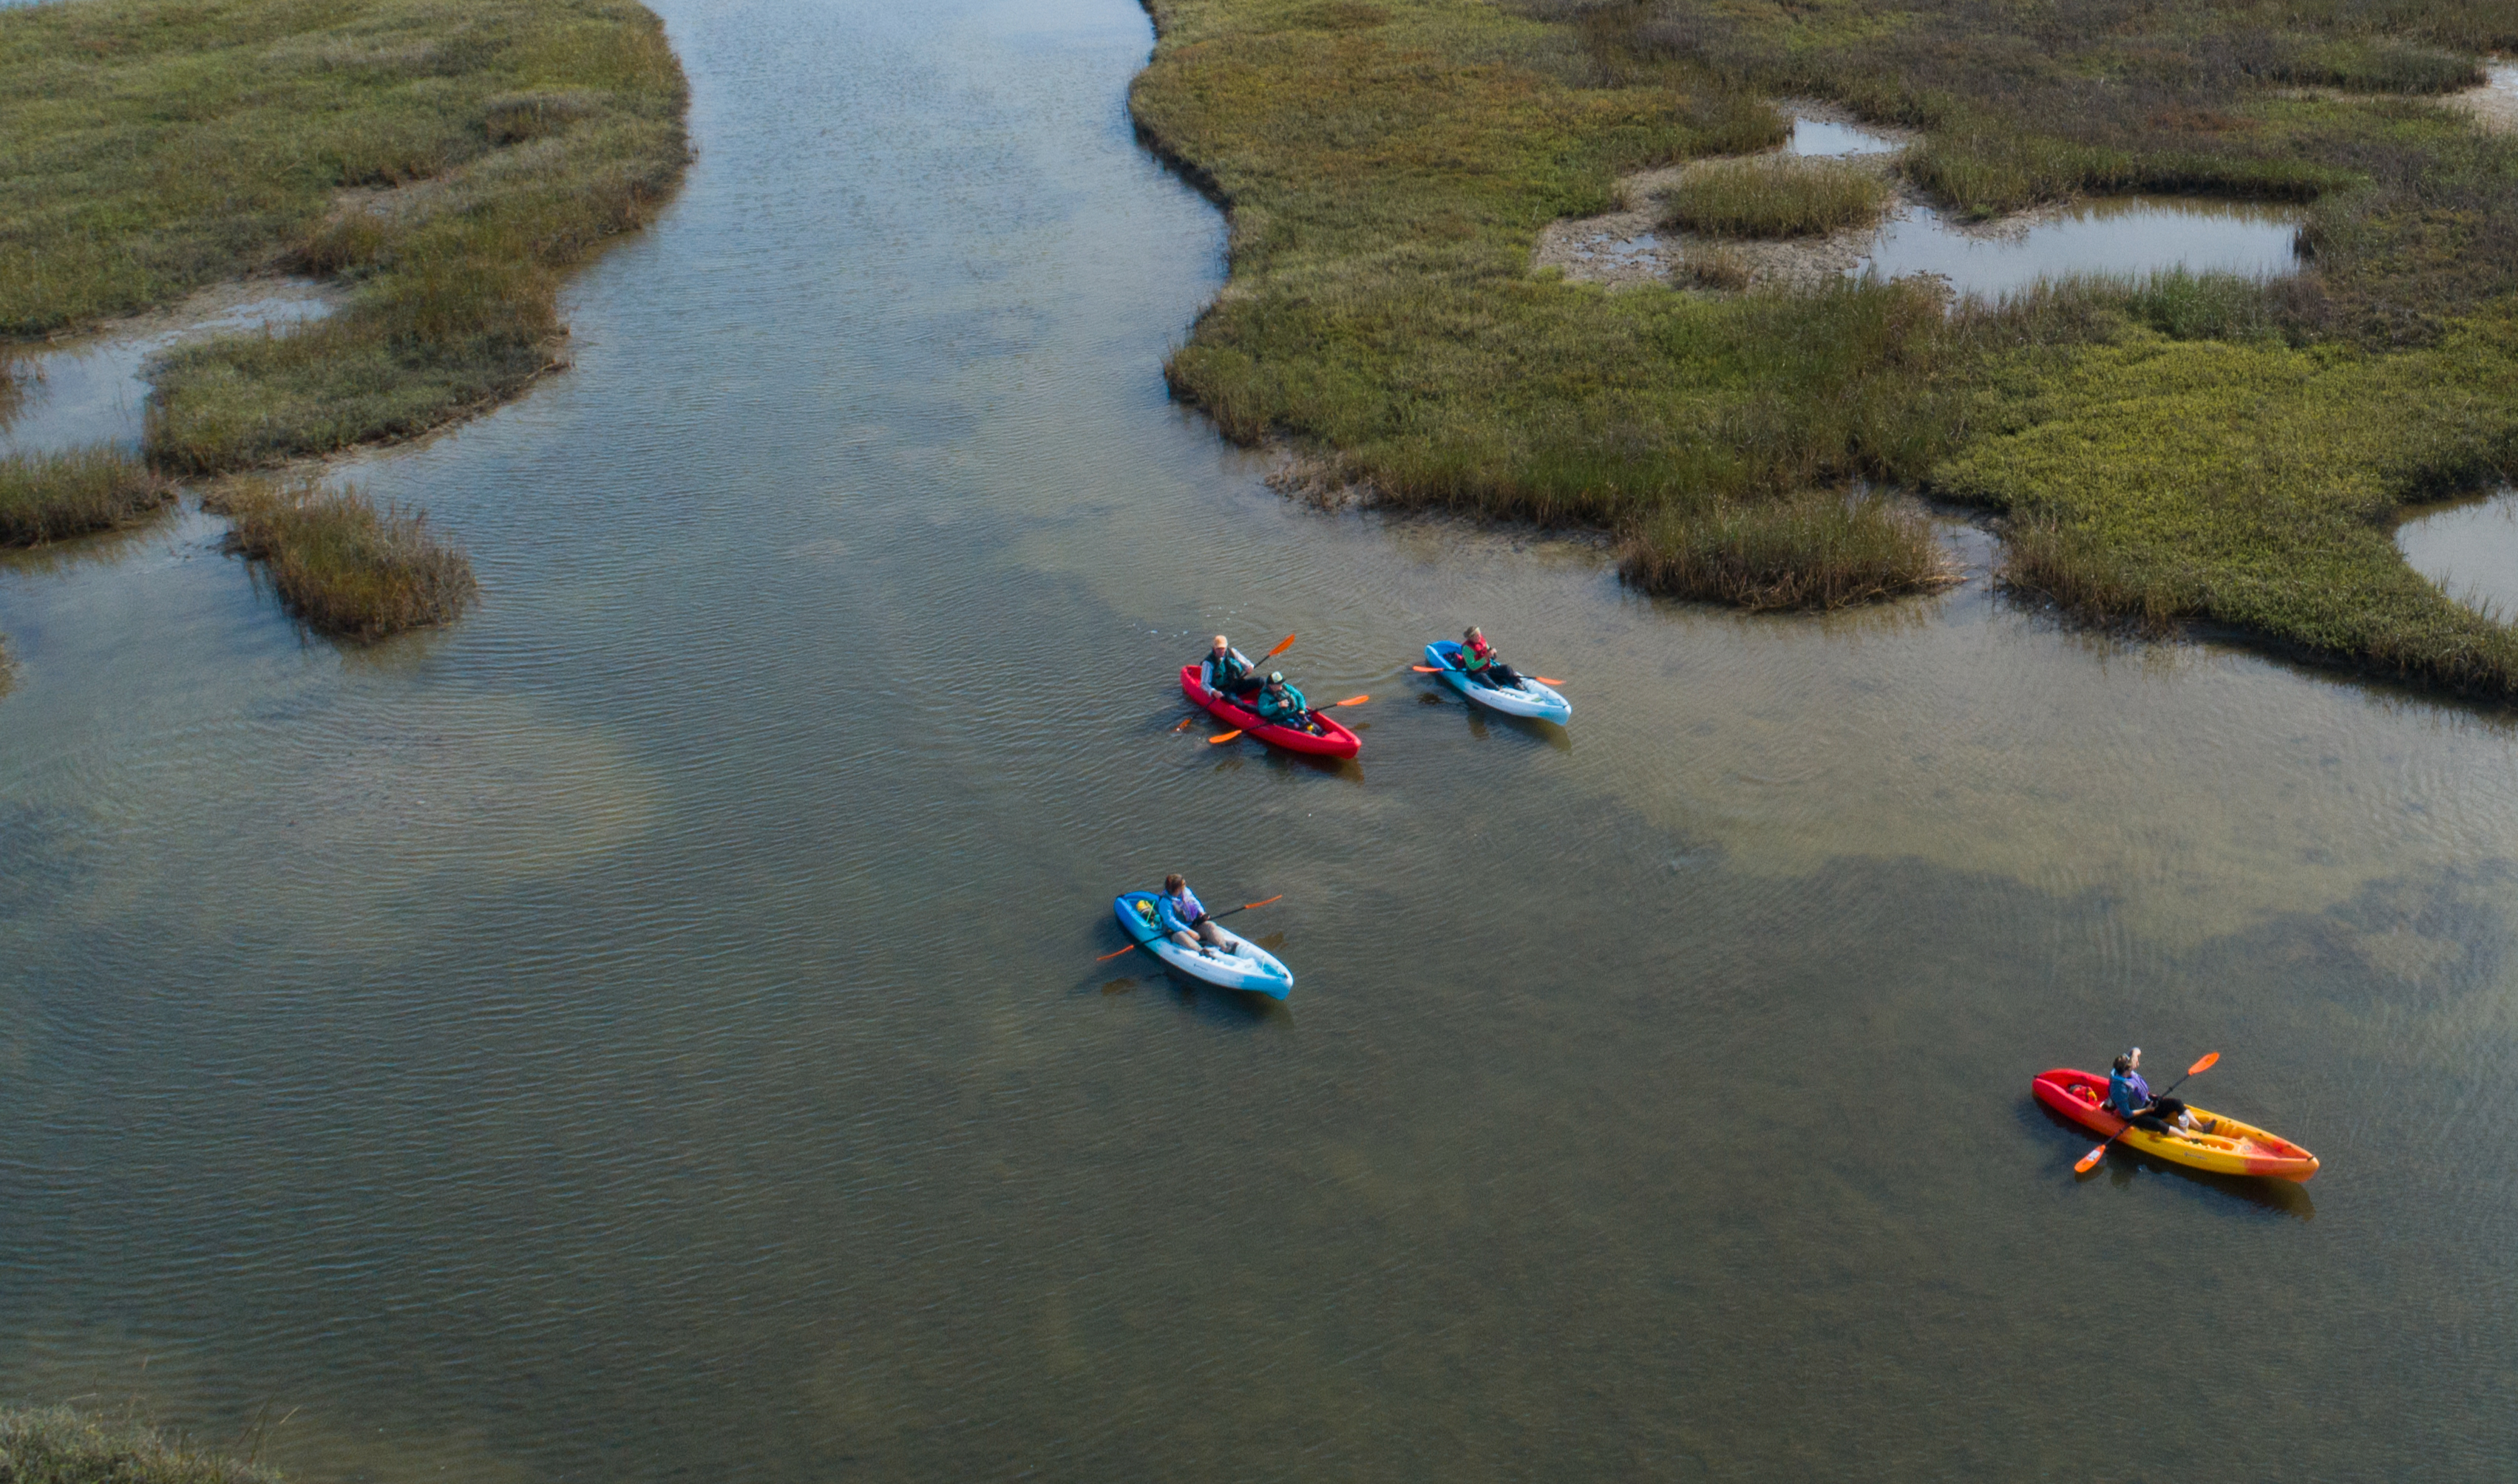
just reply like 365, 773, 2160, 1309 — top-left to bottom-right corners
1112, 891, 1294, 998
1424, 641, 1570, 724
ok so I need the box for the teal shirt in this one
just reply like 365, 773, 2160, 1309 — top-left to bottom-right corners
1254, 682, 1308, 723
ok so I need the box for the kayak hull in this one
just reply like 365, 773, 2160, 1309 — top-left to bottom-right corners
1425, 641, 1570, 724
2033, 1067, 2319, 1182
1179, 665, 1361, 759
1113, 891, 1294, 998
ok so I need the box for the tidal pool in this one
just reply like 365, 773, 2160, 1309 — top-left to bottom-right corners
2399, 487, 2518, 618
1, 0, 2515, 1480
1, 282, 338, 457
1785, 115, 1904, 157
1858, 195, 2304, 298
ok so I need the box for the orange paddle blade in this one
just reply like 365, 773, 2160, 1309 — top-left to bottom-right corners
2074, 1143, 2111, 1174
1172, 715, 1196, 732
1263, 633, 1296, 659
1237, 894, 1283, 912
1533, 676, 1565, 686
1328, 694, 1368, 707
1411, 665, 1445, 673
2188, 1051, 2219, 1076
1096, 942, 1139, 962
1209, 730, 1242, 744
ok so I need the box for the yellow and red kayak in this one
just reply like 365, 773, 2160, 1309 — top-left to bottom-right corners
2034, 1067, 2320, 1182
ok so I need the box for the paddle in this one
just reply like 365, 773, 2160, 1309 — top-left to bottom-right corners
2074, 1052, 2219, 1173
1097, 894, 1283, 960
1210, 695, 1364, 743
1411, 664, 1565, 687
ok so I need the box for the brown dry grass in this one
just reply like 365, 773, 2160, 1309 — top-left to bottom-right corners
208, 478, 477, 640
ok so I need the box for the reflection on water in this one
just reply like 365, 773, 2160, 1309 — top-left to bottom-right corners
2398, 487, 2518, 619
1, 0, 2517, 1478
1785, 115, 1903, 156
1859, 196, 2302, 298
0, 282, 338, 455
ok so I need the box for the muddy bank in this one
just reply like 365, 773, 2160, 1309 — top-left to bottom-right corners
1535, 104, 1930, 292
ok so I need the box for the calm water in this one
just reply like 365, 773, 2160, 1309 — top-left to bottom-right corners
2401, 489, 2518, 619
1860, 196, 2303, 297
1785, 116, 1902, 157
4, 0, 2517, 1479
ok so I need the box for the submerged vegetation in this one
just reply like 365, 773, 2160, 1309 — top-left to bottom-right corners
1663, 157, 1888, 239
0, 0, 688, 650
0, 445, 174, 546
1136, 0, 2518, 693
208, 478, 478, 641
0, 1406, 279, 1484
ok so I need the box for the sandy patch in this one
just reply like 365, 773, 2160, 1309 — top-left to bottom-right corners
1532, 101, 2142, 293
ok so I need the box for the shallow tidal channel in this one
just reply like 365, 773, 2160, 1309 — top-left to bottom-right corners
3, 0, 2517, 1478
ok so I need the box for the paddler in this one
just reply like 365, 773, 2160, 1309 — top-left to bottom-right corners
1457, 626, 1524, 689
1252, 671, 1319, 733
1156, 873, 1227, 952
1201, 635, 1264, 700
2108, 1047, 2200, 1134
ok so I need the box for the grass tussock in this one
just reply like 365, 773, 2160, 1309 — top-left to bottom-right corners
1662, 157, 1889, 238
1672, 243, 1751, 290
0, 1406, 280, 1484
209, 479, 478, 641
1621, 496, 1958, 609
0, 445, 176, 546
0, 0, 690, 472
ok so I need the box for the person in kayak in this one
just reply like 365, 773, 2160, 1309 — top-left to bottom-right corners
1252, 671, 1319, 733
2108, 1048, 2199, 1134
1201, 635, 1264, 700
1156, 873, 1227, 952
1457, 626, 1524, 690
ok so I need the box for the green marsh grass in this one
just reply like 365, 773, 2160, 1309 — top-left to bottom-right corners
1141, 0, 2518, 692
0, 1406, 279, 1484
0, 0, 688, 468
1621, 495, 1957, 609
1662, 157, 1888, 238
0, 446, 175, 546
211, 479, 478, 641
0, 0, 684, 655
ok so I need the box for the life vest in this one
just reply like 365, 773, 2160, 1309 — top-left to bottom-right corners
1205, 647, 1248, 689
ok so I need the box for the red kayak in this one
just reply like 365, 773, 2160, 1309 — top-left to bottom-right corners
1178, 665, 1361, 759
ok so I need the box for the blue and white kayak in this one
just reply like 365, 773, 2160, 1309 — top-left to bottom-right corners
1112, 891, 1294, 998
1424, 641, 1571, 724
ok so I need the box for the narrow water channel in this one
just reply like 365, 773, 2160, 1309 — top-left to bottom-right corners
2, 0, 2516, 1478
